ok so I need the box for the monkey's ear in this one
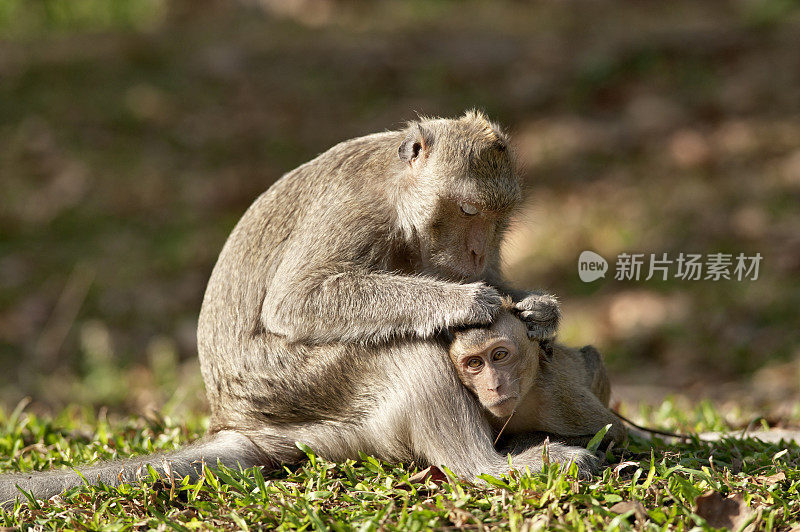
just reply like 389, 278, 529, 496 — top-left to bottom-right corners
398, 125, 431, 166
538, 338, 554, 361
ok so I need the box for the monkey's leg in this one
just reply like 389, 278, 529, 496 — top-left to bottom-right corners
0, 430, 266, 508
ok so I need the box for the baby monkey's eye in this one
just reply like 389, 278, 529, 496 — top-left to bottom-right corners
466, 357, 483, 369
460, 203, 479, 216
492, 348, 509, 361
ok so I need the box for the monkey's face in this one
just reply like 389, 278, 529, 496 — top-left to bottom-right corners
397, 113, 522, 281
449, 313, 537, 418
424, 199, 507, 281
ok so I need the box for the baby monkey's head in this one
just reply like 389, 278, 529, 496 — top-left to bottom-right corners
448, 306, 540, 418
448, 304, 626, 446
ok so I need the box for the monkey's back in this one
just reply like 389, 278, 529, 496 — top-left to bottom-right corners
197, 130, 402, 428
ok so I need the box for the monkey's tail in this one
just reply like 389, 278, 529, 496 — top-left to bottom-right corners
613, 411, 700, 442
0, 430, 267, 508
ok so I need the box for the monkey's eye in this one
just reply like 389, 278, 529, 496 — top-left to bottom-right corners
492, 348, 509, 361
466, 357, 483, 369
460, 203, 479, 216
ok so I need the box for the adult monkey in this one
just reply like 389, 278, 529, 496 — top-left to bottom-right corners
1, 112, 583, 506
200, 110, 560, 424
198, 109, 564, 461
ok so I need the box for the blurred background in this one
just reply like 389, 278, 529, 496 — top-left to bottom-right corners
1, 0, 798, 423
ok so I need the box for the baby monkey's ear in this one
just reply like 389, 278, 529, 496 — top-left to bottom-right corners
440, 327, 455, 344
538, 338, 555, 361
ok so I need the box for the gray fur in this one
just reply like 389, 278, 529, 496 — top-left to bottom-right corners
225, 339, 596, 480
1, 112, 577, 507
198, 111, 559, 426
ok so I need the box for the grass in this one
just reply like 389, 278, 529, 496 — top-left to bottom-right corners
2, 402, 799, 530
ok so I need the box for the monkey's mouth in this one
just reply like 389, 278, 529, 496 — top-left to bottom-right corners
427, 254, 483, 282
486, 396, 517, 417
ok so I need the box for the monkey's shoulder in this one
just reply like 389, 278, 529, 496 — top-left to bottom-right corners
273, 132, 402, 199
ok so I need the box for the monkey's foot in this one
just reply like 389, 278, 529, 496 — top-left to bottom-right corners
502, 436, 602, 480
545, 444, 601, 480
514, 292, 561, 339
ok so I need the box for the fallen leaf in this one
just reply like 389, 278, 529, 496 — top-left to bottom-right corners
609, 500, 647, 521
448, 507, 480, 529
523, 514, 549, 531
613, 461, 640, 475
408, 466, 448, 485
755, 471, 786, 485
695, 491, 755, 530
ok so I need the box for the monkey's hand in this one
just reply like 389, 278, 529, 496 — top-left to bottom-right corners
513, 292, 561, 339
452, 282, 504, 327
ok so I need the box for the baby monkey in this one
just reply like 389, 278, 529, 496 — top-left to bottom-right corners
448, 307, 627, 448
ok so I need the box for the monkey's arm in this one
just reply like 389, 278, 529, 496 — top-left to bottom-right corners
263, 268, 502, 344
0, 431, 265, 508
